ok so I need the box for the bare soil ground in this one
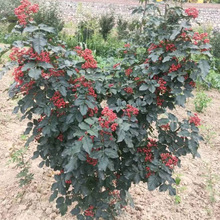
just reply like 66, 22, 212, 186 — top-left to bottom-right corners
0, 67, 220, 220
63, 0, 220, 9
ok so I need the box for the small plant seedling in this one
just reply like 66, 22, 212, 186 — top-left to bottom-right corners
173, 174, 187, 204
9, 146, 33, 187
194, 91, 211, 113
199, 124, 216, 146
20, 134, 28, 141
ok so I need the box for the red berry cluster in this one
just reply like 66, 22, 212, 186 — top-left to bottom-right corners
189, 81, 196, 87
146, 167, 153, 178
50, 91, 67, 109
10, 48, 51, 64
65, 180, 72, 184
189, 113, 201, 126
20, 80, 35, 94
156, 96, 164, 107
157, 78, 167, 94
13, 66, 24, 85
123, 105, 139, 118
125, 68, 133, 77
14, 0, 39, 26
9, 47, 27, 63
160, 123, 170, 131
124, 87, 133, 94
84, 206, 95, 217
124, 44, 130, 48
86, 154, 98, 166
75, 47, 97, 69
41, 69, 65, 79
169, 63, 181, 73
98, 107, 118, 132
57, 133, 64, 142
185, 8, 199, 19
166, 44, 176, 52
193, 32, 210, 46
160, 153, 178, 169
137, 138, 157, 163
113, 63, 120, 69
71, 76, 97, 99
148, 43, 159, 53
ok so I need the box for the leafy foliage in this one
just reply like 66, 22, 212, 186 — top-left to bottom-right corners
33, 1, 64, 32
99, 13, 115, 41
0, 0, 20, 20
194, 91, 212, 112
2, 1, 211, 219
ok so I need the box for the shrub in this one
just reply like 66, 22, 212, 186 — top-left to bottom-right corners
0, 0, 20, 20
210, 31, 220, 59
76, 17, 99, 43
1, 1, 211, 219
117, 17, 129, 40
33, 0, 64, 32
194, 91, 212, 112
99, 13, 115, 41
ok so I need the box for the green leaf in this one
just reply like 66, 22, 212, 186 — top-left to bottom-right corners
38, 62, 54, 69
176, 95, 186, 107
32, 34, 47, 54
59, 86, 67, 97
139, 84, 148, 91
105, 149, 118, 159
28, 68, 41, 80
163, 56, 171, 63
159, 184, 168, 192
170, 122, 177, 131
148, 84, 156, 93
56, 197, 64, 204
117, 129, 125, 142
98, 156, 109, 171
168, 185, 176, 196
49, 190, 58, 202
22, 62, 36, 71
158, 118, 169, 126
82, 136, 93, 154
71, 207, 80, 215
64, 156, 78, 172
148, 174, 162, 191
188, 140, 198, 156
38, 24, 55, 33
38, 161, 44, 168
79, 122, 90, 130
87, 129, 99, 137
23, 25, 38, 33
149, 53, 159, 62
79, 104, 88, 116
85, 118, 95, 125
199, 59, 210, 79
59, 203, 68, 216
170, 28, 181, 40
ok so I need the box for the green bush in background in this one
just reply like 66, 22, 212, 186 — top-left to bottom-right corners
99, 13, 115, 41
33, 1, 64, 32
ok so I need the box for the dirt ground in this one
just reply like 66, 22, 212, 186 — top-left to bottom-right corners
63, 0, 220, 9
0, 65, 220, 220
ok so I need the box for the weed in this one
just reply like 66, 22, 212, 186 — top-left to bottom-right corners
20, 134, 28, 141
194, 91, 211, 113
203, 164, 219, 206
199, 124, 216, 146
173, 174, 187, 204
